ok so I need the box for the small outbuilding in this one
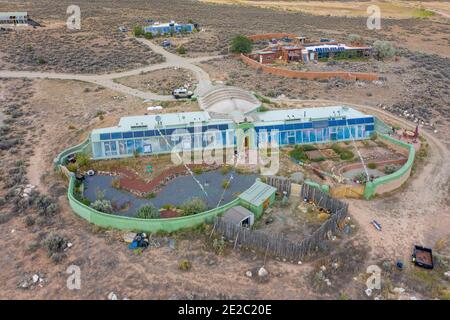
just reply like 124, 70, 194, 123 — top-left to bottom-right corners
238, 180, 276, 217
0, 12, 28, 24
222, 206, 254, 228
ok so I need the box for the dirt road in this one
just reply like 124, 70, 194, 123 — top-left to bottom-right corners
0, 38, 218, 100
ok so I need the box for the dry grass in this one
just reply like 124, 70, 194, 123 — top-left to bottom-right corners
199, 0, 449, 19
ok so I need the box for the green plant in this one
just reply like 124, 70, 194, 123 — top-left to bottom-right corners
230, 35, 252, 54
289, 145, 316, 162
220, 165, 232, 175
111, 178, 121, 189
37, 57, 46, 64
181, 197, 207, 216
193, 167, 203, 175
367, 162, 377, 169
347, 34, 363, 44
383, 164, 398, 174
176, 45, 187, 55
144, 32, 153, 39
90, 199, 113, 213
76, 152, 91, 167
178, 259, 191, 271
331, 144, 354, 160
136, 204, 160, 219
161, 204, 173, 210
221, 179, 230, 189
146, 192, 156, 199
212, 237, 226, 254
133, 26, 144, 37
66, 162, 78, 173
370, 132, 378, 140
372, 40, 396, 61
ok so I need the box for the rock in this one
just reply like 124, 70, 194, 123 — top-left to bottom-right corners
332, 262, 339, 269
245, 271, 252, 278
32, 274, 40, 283
290, 172, 304, 184
320, 265, 327, 272
67, 242, 73, 248
393, 287, 405, 294
324, 278, 332, 286
298, 261, 302, 265
444, 271, 450, 278
365, 288, 372, 297
258, 267, 268, 277
108, 292, 118, 300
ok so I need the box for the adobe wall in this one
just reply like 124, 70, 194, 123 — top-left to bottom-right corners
240, 54, 379, 81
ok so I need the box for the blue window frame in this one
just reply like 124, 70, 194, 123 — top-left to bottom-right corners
123, 132, 133, 139
126, 140, 134, 154
280, 132, 288, 145
111, 132, 122, 140
310, 130, 316, 142
302, 130, 310, 143
296, 130, 302, 144
133, 131, 144, 138
100, 133, 111, 141
144, 130, 154, 137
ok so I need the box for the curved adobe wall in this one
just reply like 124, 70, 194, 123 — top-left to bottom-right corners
240, 54, 379, 81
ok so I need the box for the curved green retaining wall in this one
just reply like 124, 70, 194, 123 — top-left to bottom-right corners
67, 172, 241, 233
54, 138, 246, 232
53, 137, 91, 167
363, 134, 415, 199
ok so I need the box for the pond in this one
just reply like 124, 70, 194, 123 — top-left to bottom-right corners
83, 169, 258, 217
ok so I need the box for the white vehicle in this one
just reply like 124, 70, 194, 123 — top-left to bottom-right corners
172, 87, 193, 99
147, 105, 163, 111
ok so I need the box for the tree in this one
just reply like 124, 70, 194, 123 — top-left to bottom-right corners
133, 26, 144, 37
136, 204, 160, 219
230, 35, 252, 54
372, 40, 396, 61
181, 197, 207, 216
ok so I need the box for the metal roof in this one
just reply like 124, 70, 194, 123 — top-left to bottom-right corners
222, 206, 254, 225
252, 106, 369, 124
0, 12, 28, 17
238, 180, 276, 207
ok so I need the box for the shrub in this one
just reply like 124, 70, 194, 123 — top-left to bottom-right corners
144, 32, 153, 39
111, 178, 121, 189
35, 195, 59, 216
24, 215, 35, 227
181, 197, 207, 216
178, 259, 191, 271
373, 40, 396, 61
66, 162, 78, 173
230, 35, 252, 54
41, 233, 68, 263
221, 179, 230, 189
133, 26, 144, 37
289, 145, 316, 162
220, 165, 232, 175
384, 164, 398, 174
90, 199, 113, 213
176, 46, 187, 55
367, 163, 377, 169
193, 167, 203, 175
348, 34, 363, 44
331, 144, 354, 160
370, 132, 378, 140
76, 152, 91, 167
146, 192, 156, 199
37, 57, 46, 64
212, 237, 226, 254
136, 204, 160, 219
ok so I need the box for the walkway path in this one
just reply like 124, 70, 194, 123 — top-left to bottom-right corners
0, 37, 220, 101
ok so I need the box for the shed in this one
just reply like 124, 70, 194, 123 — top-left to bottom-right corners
238, 180, 276, 217
222, 206, 254, 228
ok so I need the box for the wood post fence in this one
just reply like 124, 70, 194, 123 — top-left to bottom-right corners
213, 184, 348, 261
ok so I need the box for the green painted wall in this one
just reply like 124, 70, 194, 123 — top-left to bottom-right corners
67, 173, 242, 233
363, 134, 415, 199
